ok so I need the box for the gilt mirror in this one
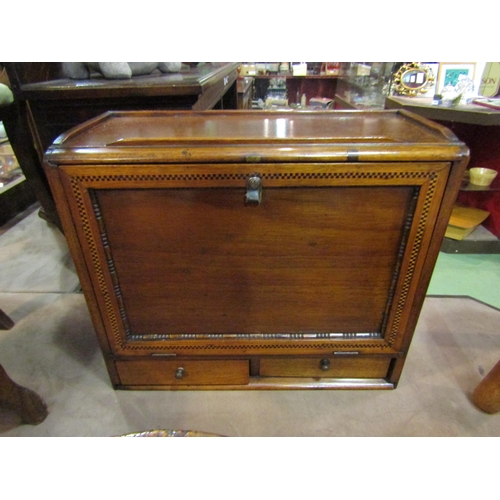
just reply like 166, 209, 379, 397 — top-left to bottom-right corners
392, 63, 435, 97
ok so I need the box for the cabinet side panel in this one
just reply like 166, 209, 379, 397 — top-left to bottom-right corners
42, 164, 121, 384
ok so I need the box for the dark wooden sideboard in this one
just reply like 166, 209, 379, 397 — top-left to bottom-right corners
44, 109, 469, 390
3, 62, 239, 227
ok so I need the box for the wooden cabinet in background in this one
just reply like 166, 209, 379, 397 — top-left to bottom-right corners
44, 110, 469, 390
4, 63, 239, 227
252, 75, 340, 106
237, 77, 254, 109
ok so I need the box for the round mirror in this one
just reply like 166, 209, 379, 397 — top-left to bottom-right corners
402, 69, 427, 88
393, 63, 435, 97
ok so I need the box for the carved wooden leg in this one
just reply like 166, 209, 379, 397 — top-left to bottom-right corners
0, 364, 48, 425
473, 360, 500, 414
0, 309, 14, 330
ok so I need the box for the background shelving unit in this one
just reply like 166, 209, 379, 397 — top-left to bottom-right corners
386, 95, 500, 254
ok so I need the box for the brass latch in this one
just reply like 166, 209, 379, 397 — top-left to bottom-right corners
245, 173, 262, 206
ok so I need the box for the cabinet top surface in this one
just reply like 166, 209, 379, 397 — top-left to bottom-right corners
46, 110, 468, 164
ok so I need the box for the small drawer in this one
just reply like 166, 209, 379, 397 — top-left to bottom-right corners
259, 357, 390, 379
116, 359, 249, 386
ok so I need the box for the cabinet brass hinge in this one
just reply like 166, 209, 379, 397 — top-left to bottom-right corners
245, 154, 262, 163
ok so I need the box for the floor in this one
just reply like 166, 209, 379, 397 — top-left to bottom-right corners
0, 204, 499, 437
428, 251, 500, 310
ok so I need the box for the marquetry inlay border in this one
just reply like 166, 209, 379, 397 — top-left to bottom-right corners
386, 173, 438, 346
73, 170, 433, 184
69, 168, 439, 352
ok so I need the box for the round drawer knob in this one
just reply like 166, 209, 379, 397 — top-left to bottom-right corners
175, 367, 186, 380
247, 176, 262, 190
320, 359, 331, 371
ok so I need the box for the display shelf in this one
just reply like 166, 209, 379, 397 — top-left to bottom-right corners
386, 96, 500, 126
0, 131, 36, 225
251, 73, 343, 104
386, 94, 500, 254
461, 176, 500, 192
0, 173, 25, 195
0, 139, 25, 194
0, 158, 35, 227
441, 226, 500, 254
250, 74, 344, 80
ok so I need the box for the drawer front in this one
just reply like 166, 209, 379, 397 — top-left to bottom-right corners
259, 357, 391, 379
115, 359, 249, 386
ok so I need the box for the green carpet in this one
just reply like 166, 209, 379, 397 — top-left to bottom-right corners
428, 252, 500, 309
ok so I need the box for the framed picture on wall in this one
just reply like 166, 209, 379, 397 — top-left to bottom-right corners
437, 63, 476, 93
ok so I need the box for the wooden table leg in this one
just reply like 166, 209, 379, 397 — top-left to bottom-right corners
0, 309, 14, 330
473, 360, 500, 414
0, 364, 48, 425
0, 310, 48, 425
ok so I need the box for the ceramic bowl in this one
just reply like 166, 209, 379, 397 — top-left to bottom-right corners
469, 168, 498, 187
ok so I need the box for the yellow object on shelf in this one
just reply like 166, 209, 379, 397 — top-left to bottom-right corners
469, 167, 498, 187
292, 63, 307, 76
445, 204, 490, 240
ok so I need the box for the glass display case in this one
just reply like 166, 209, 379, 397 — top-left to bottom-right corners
0, 122, 24, 194
334, 62, 397, 109
246, 63, 342, 108
0, 120, 35, 226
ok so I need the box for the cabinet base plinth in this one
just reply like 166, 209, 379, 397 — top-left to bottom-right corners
114, 377, 395, 391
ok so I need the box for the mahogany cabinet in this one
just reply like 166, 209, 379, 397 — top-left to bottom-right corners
43, 110, 469, 390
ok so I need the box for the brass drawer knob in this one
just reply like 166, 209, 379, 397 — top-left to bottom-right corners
320, 359, 331, 371
175, 367, 186, 380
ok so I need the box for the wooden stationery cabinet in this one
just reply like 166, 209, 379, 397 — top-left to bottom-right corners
43, 110, 469, 390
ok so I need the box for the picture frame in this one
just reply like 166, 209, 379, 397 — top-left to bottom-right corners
437, 62, 476, 93
422, 62, 439, 96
